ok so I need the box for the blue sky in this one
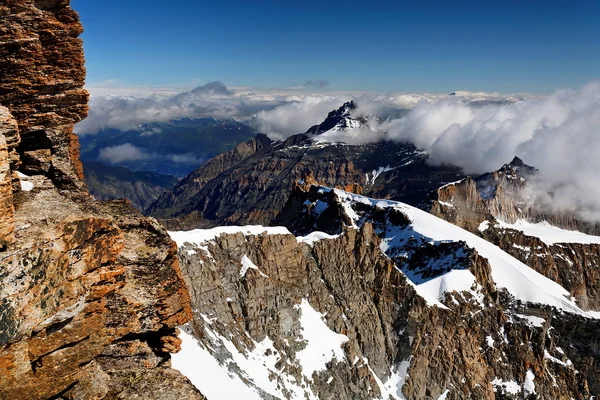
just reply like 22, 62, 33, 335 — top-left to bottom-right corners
72, 0, 599, 94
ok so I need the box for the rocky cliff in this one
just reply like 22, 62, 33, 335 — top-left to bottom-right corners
0, 1, 201, 399
171, 184, 600, 399
425, 157, 600, 311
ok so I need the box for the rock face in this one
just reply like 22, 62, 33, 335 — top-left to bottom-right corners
173, 184, 600, 399
0, 1, 201, 399
147, 102, 464, 229
425, 157, 600, 311
0, 0, 88, 188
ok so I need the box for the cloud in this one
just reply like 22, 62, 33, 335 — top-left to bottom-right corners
378, 81, 600, 221
304, 79, 330, 88
168, 153, 205, 165
98, 143, 149, 164
76, 81, 287, 135
252, 96, 354, 140
97, 143, 206, 167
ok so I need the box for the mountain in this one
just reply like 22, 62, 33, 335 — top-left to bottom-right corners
83, 161, 178, 211
424, 156, 600, 310
0, 2, 199, 399
146, 101, 464, 229
78, 117, 257, 176
168, 182, 600, 399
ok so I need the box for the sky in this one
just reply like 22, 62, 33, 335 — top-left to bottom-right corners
72, 0, 599, 94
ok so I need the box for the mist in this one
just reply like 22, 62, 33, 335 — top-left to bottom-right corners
377, 82, 600, 221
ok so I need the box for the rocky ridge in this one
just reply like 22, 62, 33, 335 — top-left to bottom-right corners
426, 157, 600, 310
147, 102, 463, 229
0, 1, 200, 399
171, 184, 600, 399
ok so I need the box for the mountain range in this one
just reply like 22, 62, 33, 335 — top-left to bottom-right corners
145, 101, 463, 229
2, 3, 600, 399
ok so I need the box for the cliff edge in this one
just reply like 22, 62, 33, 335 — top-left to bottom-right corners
0, 1, 202, 399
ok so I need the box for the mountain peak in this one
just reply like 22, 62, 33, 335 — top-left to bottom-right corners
305, 100, 360, 135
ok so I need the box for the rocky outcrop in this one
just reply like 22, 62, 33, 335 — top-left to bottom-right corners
427, 157, 600, 235
425, 157, 600, 311
0, 1, 200, 399
147, 103, 463, 229
0, 0, 88, 188
175, 190, 600, 399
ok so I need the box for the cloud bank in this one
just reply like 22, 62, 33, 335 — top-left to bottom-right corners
80, 79, 600, 220
378, 81, 600, 221
76, 81, 287, 134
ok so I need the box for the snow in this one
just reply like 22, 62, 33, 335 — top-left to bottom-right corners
366, 166, 395, 186
491, 377, 520, 394
408, 269, 477, 309
368, 359, 411, 400
544, 349, 573, 368
296, 231, 340, 246
438, 178, 465, 190
240, 255, 269, 278
486, 335, 495, 347
437, 389, 450, 400
478, 220, 490, 232
174, 326, 320, 400
524, 370, 536, 395
169, 225, 291, 248
515, 313, 546, 327
496, 219, 600, 246
172, 331, 265, 400
330, 187, 597, 318
17, 172, 34, 191
294, 299, 348, 378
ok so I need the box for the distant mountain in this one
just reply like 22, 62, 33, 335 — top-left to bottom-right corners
145, 101, 464, 229
83, 161, 178, 211
423, 156, 600, 310
78, 117, 257, 177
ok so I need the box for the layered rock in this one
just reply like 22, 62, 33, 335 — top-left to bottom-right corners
173, 185, 600, 399
0, 1, 200, 398
0, 0, 88, 188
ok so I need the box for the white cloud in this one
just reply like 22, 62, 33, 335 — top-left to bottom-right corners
379, 81, 600, 221
98, 143, 149, 164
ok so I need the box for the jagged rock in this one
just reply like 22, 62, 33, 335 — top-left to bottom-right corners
175, 193, 600, 398
425, 157, 600, 311
0, 1, 201, 399
0, 0, 88, 188
0, 111, 16, 249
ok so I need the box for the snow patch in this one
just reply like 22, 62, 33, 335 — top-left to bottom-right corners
491, 378, 520, 394
296, 231, 340, 246
240, 255, 269, 278
496, 219, 600, 246
18, 172, 34, 191
295, 299, 348, 378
